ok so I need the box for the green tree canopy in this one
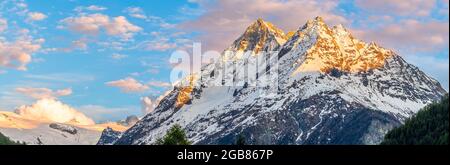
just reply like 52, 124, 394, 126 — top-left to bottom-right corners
235, 133, 246, 145
381, 95, 449, 145
0, 132, 24, 145
155, 124, 191, 145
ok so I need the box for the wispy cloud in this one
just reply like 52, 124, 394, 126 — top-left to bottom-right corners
106, 77, 149, 93
15, 87, 72, 99
111, 53, 128, 60
74, 5, 108, 12
23, 73, 95, 83
77, 104, 139, 122
124, 7, 147, 19
148, 81, 172, 88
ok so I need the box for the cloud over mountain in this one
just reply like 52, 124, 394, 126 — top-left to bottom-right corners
15, 98, 95, 125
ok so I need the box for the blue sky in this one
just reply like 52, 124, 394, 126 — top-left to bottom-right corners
0, 0, 448, 123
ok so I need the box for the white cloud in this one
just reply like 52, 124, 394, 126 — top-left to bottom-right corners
140, 90, 171, 114
15, 98, 95, 125
27, 12, 47, 21
106, 77, 149, 93
15, 87, 72, 99
141, 96, 155, 113
61, 14, 142, 40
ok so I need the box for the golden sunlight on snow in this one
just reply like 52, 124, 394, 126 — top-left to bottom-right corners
291, 20, 394, 76
175, 74, 198, 109
0, 99, 130, 132
16, 98, 95, 125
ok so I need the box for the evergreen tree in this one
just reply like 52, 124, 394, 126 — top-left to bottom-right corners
0, 132, 23, 145
235, 133, 246, 145
155, 124, 191, 145
381, 95, 449, 145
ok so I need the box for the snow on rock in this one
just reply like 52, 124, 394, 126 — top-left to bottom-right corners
97, 127, 122, 145
0, 123, 101, 145
115, 17, 447, 145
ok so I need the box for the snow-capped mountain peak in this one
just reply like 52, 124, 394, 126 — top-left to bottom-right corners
227, 18, 287, 57
279, 17, 395, 82
112, 16, 446, 145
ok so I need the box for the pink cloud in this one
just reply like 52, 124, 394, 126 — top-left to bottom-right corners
0, 31, 44, 71
353, 20, 449, 52
61, 14, 142, 40
355, 0, 437, 17
106, 77, 149, 93
181, 0, 348, 51
27, 12, 47, 21
15, 87, 72, 99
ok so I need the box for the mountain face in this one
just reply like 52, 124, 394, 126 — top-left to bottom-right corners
97, 127, 122, 145
113, 16, 447, 145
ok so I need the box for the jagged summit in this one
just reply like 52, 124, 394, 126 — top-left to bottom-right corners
277, 16, 395, 78
228, 18, 287, 55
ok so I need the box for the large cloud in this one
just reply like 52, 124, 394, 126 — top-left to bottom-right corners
106, 77, 149, 93
15, 87, 72, 99
15, 98, 95, 125
61, 13, 142, 40
182, 0, 347, 51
